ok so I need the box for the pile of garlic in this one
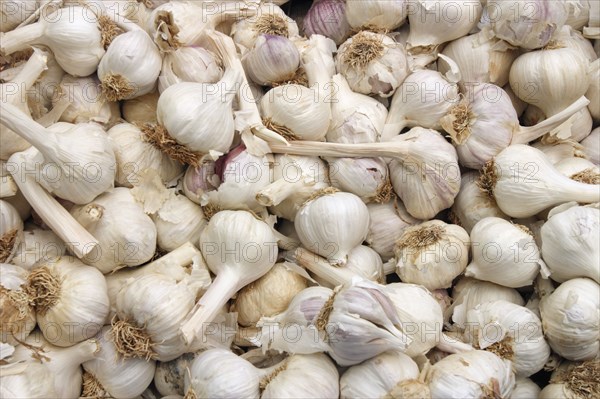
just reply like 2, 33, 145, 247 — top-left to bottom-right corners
1, 0, 599, 397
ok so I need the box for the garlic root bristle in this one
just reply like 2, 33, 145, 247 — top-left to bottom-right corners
201, 202, 222, 221
315, 291, 337, 332
26, 266, 61, 315
0, 229, 18, 263
478, 160, 498, 198
110, 317, 157, 361
396, 224, 444, 250
571, 168, 600, 184
254, 14, 289, 37
155, 11, 182, 52
374, 179, 393, 204
445, 100, 474, 145
138, 123, 203, 167
270, 67, 309, 87
513, 223, 533, 237
81, 371, 110, 398
98, 15, 123, 50
183, 387, 198, 399
342, 31, 385, 69
262, 118, 299, 141
101, 74, 135, 102
302, 187, 340, 207
259, 361, 289, 390
0, 286, 32, 335
383, 379, 430, 399
551, 360, 600, 398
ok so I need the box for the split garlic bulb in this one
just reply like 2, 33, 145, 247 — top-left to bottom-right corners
393, 220, 470, 290
0, 263, 35, 345
28, 256, 109, 347
335, 31, 409, 97
70, 187, 157, 273
231, 3, 299, 50
158, 46, 223, 92
328, 157, 391, 204
539, 278, 600, 361
108, 122, 184, 188
295, 190, 369, 266
466, 217, 545, 288
464, 300, 551, 377
82, 326, 155, 398
539, 360, 600, 399
424, 350, 516, 399
244, 34, 301, 86
0, 199, 23, 263
541, 205, 599, 283
232, 262, 308, 327
340, 351, 427, 399
11, 225, 66, 270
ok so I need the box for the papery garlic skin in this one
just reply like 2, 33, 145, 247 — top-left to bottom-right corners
11, 226, 66, 270
0, 199, 23, 263
394, 220, 470, 291
231, 3, 299, 50
159, 46, 223, 92
335, 31, 409, 97
0, 361, 58, 398
587, 59, 599, 121
244, 34, 300, 86
295, 191, 369, 265
581, 127, 599, 165
425, 350, 515, 399
122, 91, 159, 125
154, 353, 194, 397
152, 192, 206, 252
540, 278, 599, 361
511, 377, 541, 399
487, 0, 568, 49
0, 263, 35, 345
345, 0, 407, 31
182, 161, 219, 205
304, 0, 351, 45
328, 157, 390, 203
30, 256, 109, 347
0, 0, 38, 32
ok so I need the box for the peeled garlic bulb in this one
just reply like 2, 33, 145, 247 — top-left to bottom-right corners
295, 190, 369, 265
328, 157, 391, 204
0, 263, 35, 345
539, 278, 600, 361
425, 350, 516, 399
541, 205, 599, 283
232, 262, 308, 327
159, 46, 223, 92
28, 256, 109, 347
244, 34, 300, 86
345, 0, 407, 31
394, 220, 470, 290
231, 3, 299, 50
464, 300, 551, 377
539, 360, 600, 399
335, 31, 409, 97
0, 199, 23, 263
11, 225, 66, 270
466, 217, 545, 288
70, 187, 157, 273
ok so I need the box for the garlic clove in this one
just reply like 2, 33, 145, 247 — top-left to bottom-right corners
154, 353, 194, 397
581, 127, 600, 165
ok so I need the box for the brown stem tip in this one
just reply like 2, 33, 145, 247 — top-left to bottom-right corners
571, 168, 600, 185
262, 118, 299, 141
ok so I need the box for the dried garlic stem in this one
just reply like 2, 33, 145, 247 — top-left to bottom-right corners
256, 178, 308, 207
295, 247, 351, 287
269, 141, 410, 159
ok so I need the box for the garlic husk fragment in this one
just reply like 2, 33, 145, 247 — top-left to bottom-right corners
303, 0, 351, 45
0, 263, 35, 346
154, 353, 194, 397
6, 332, 99, 398
335, 31, 409, 97
586, 59, 599, 121
152, 191, 206, 252
158, 45, 223, 92
581, 127, 599, 165
450, 171, 509, 233
340, 350, 426, 399
295, 190, 369, 266
0, 199, 23, 264
532, 138, 587, 164
28, 256, 109, 347
231, 3, 299, 51
425, 350, 515, 399
464, 300, 551, 377
122, 91, 159, 125
83, 326, 155, 399
244, 34, 300, 86
487, 0, 568, 49
345, 0, 407, 31
466, 217, 546, 288
557, 25, 598, 62
482, 144, 600, 218
0, 0, 38, 32
108, 122, 184, 188
394, 220, 470, 290
566, 0, 591, 30
0, 360, 58, 398
98, 29, 162, 101
388, 127, 461, 219
11, 225, 66, 270
539, 360, 600, 399
540, 278, 600, 361
541, 205, 599, 283
326, 73, 388, 144
231, 262, 308, 327
509, 47, 590, 117
328, 157, 391, 204
70, 187, 157, 273
511, 377, 541, 399
365, 197, 420, 261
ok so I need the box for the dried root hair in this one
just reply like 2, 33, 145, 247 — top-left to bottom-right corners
98, 15, 123, 49
444, 100, 474, 145
512, 223, 533, 237
396, 224, 445, 250
341, 31, 385, 69
373, 178, 393, 204
101, 74, 135, 102
0, 228, 18, 263
259, 361, 288, 391
262, 118, 299, 141
0, 286, 32, 336
315, 290, 337, 332
571, 168, 600, 185
201, 202, 222, 221
25, 265, 61, 315
138, 122, 204, 167
302, 187, 340, 207
383, 379, 431, 399
110, 316, 157, 360
551, 359, 600, 398
154, 10, 182, 51
271, 67, 309, 87
477, 160, 498, 199
254, 14, 289, 37
183, 388, 198, 399
81, 371, 111, 398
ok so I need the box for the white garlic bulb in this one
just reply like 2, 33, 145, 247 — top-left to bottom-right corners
0, 263, 35, 345
11, 225, 66, 270
295, 190, 369, 266
231, 262, 308, 327
304, 0, 351, 45
464, 300, 551, 377
345, 0, 407, 31
424, 350, 515, 399
466, 217, 545, 288
231, 3, 299, 50
328, 157, 391, 204
539, 278, 600, 361
335, 31, 409, 97
154, 353, 194, 397
587, 59, 599, 121
581, 127, 600, 165
152, 191, 206, 252
532, 138, 587, 165
511, 378, 541, 399
122, 91, 159, 125
82, 326, 156, 398
70, 187, 157, 273
0, 199, 23, 264
108, 122, 184, 188
28, 256, 109, 347
158, 46, 223, 92
539, 360, 600, 399
244, 34, 301, 86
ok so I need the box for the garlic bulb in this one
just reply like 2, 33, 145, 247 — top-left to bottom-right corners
182, 161, 220, 205
480, 144, 599, 218
0, 199, 23, 263
0, 360, 57, 398
108, 122, 184, 188
532, 138, 587, 165
326, 74, 388, 144
304, 0, 351, 45
425, 350, 515, 398
509, 47, 590, 117
388, 127, 461, 219
0, 0, 38, 32
11, 225, 66, 270
0, 5, 109, 76
340, 351, 427, 399
581, 127, 599, 165
487, 0, 568, 49
365, 197, 420, 261
244, 34, 301, 86
295, 190, 369, 266
335, 31, 409, 97
82, 326, 155, 398
152, 191, 206, 252
504, 84, 528, 117
394, 220, 470, 291
345, 0, 407, 31
511, 378, 541, 399
98, 29, 162, 101
0, 263, 35, 345
464, 300, 551, 377
557, 25, 598, 62
539, 360, 600, 399
540, 277, 600, 361
122, 91, 159, 125
385, 283, 444, 357
566, 0, 591, 30
28, 256, 109, 346
231, 3, 299, 50
328, 157, 391, 204
232, 262, 307, 327
181, 210, 278, 344
450, 171, 509, 233
541, 205, 599, 283
70, 187, 157, 273
154, 353, 194, 397
383, 67, 460, 139
587, 59, 599, 121
466, 217, 545, 288
158, 45, 223, 92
